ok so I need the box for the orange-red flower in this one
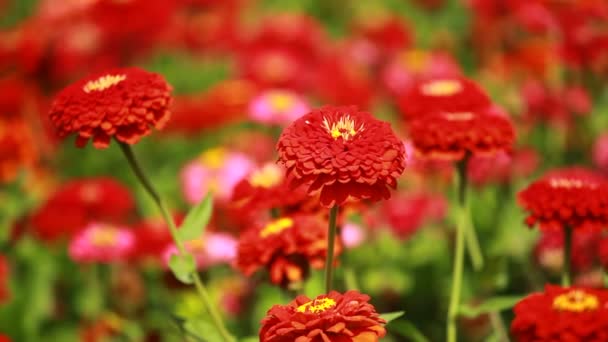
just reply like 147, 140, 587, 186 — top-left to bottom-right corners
235, 215, 340, 288
511, 285, 608, 341
277, 105, 406, 207
397, 76, 491, 119
259, 290, 386, 342
0, 118, 36, 184
409, 109, 515, 161
48, 67, 172, 148
518, 168, 608, 231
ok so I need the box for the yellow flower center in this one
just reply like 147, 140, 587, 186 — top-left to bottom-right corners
549, 178, 597, 189
444, 112, 474, 121
200, 147, 226, 169
269, 92, 294, 112
249, 164, 283, 188
553, 290, 599, 312
186, 238, 206, 253
296, 298, 337, 314
260, 217, 294, 238
91, 227, 119, 247
421, 79, 462, 96
400, 49, 429, 71
322, 115, 363, 141
83, 74, 126, 93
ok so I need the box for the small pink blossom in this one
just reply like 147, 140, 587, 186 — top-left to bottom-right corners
69, 223, 134, 263
163, 232, 237, 270
248, 89, 310, 125
341, 222, 365, 248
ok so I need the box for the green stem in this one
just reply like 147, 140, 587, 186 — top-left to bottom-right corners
325, 205, 339, 293
456, 160, 484, 271
447, 160, 470, 342
118, 143, 235, 342
562, 226, 572, 287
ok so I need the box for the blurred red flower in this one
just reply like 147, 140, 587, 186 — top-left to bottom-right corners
409, 109, 515, 161
381, 192, 447, 239
599, 238, 608, 272
511, 285, 608, 341
259, 290, 386, 342
593, 133, 608, 174
31, 178, 135, 241
235, 215, 339, 288
521, 80, 591, 125
468, 149, 539, 186
277, 105, 406, 207
49, 67, 172, 148
518, 168, 608, 231
0, 118, 36, 184
0, 254, 9, 304
314, 57, 375, 109
130, 217, 174, 265
534, 228, 601, 274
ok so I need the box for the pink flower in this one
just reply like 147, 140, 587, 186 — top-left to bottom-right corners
163, 232, 237, 270
593, 134, 608, 174
69, 223, 134, 263
180, 147, 254, 204
341, 222, 366, 248
248, 89, 310, 125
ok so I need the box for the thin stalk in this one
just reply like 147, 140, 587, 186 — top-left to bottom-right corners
118, 142, 234, 342
562, 226, 572, 287
325, 205, 339, 293
447, 160, 470, 342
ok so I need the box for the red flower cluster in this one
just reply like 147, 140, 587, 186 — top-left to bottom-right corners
30, 178, 135, 241
511, 285, 608, 341
260, 290, 386, 342
518, 168, 608, 230
277, 105, 406, 207
235, 215, 340, 287
408, 109, 515, 161
48, 67, 172, 148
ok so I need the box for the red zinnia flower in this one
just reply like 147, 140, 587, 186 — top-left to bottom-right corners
397, 76, 491, 119
511, 285, 608, 341
48, 67, 172, 148
259, 290, 386, 342
235, 215, 340, 288
518, 168, 608, 231
408, 109, 515, 161
277, 105, 406, 207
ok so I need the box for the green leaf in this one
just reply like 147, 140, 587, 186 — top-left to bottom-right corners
458, 296, 523, 318
240, 337, 258, 342
179, 193, 213, 242
389, 320, 429, 342
168, 253, 196, 284
184, 319, 222, 342
380, 311, 405, 324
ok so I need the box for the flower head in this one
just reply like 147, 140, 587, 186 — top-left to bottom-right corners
259, 290, 386, 342
248, 89, 310, 125
69, 222, 135, 263
397, 76, 491, 119
511, 285, 608, 341
409, 109, 515, 161
518, 168, 608, 230
277, 105, 406, 207
235, 215, 339, 288
48, 67, 172, 148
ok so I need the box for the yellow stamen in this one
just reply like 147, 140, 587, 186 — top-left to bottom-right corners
296, 298, 337, 314
401, 50, 429, 71
260, 218, 294, 238
322, 115, 363, 141
421, 79, 462, 96
553, 290, 599, 312
269, 92, 294, 112
200, 147, 226, 169
91, 227, 118, 247
83, 74, 126, 93
249, 164, 283, 188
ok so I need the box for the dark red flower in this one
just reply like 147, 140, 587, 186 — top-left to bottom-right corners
408, 109, 515, 161
397, 76, 491, 119
518, 168, 608, 231
259, 290, 386, 342
235, 215, 340, 288
130, 217, 174, 265
599, 238, 608, 272
30, 178, 135, 241
48, 67, 172, 148
277, 105, 406, 207
0, 254, 9, 304
511, 285, 608, 341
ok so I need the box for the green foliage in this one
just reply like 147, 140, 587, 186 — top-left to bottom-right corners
458, 296, 523, 318
179, 193, 213, 242
169, 253, 196, 285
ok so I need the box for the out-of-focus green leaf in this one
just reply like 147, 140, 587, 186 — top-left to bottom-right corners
184, 319, 222, 342
380, 311, 405, 324
240, 337, 258, 342
389, 320, 430, 342
168, 253, 196, 284
458, 296, 523, 318
179, 193, 213, 242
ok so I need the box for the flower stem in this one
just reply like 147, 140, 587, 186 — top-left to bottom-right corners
456, 159, 483, 271
325, 205, 339, 293
562, 226, 572, 287
447, 160, 470, 342
118, 142, 235, 342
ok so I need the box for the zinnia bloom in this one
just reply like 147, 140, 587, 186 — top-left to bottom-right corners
408, 108, 515, 160
397, 76, 491, 119
48, 67, 172, 148
277, 105, 406, 207
511, 285, 608, 341
69, 222, 135, 263
248, 89, 309, 126
518, 168, 608, 230
259, 290, 386, 342
235, 215, 339, 287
